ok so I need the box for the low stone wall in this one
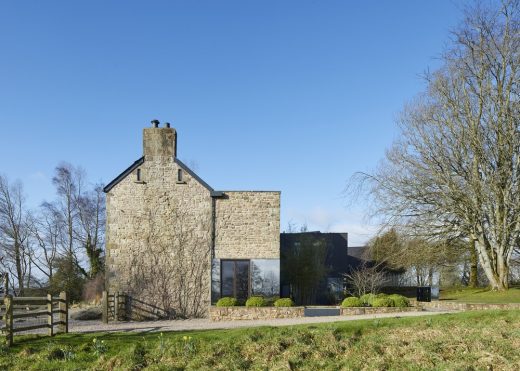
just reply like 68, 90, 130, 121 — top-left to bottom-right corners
210, 306, 420, 321
210, 306, 305, 321
414, 300, 520, 311
340, 307, 420, 316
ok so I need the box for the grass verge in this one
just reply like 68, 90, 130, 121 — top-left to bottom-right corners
440, 286, 520, 303
1, 310, 520, 370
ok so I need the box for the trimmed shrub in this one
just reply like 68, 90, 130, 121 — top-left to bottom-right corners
388, 294, 410, 308
245, 296, 267, 307
341, 297, 363, 308
371, 297, 395, 307
216, 297, 239, 307
360, 293, 377, 306
274, 298, 294, 307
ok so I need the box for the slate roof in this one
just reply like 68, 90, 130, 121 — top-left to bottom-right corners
103, 156, 224, 197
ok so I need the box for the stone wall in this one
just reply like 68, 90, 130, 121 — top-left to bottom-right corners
209, 306, 421, 321
413, 300, 520, 311
340, 307, 420, 316
215, 191, 280, 259
210, 306, 304, 321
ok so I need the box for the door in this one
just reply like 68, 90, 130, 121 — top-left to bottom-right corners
221, 260, 250, 301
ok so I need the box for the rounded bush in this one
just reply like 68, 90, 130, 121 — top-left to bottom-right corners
371, 297, 394, 307
274, 298, 294, 307
388, 294, 410, 308
216, 297, 239, 307
360, 293, 377, 306
341, 297, 363, 308
245, 296, 267, 307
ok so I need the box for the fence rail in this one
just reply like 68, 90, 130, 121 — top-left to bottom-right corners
1, 291, 68, 346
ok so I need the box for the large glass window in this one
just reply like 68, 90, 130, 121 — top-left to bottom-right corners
251, 259, 280, 298
220, 260, 250, 301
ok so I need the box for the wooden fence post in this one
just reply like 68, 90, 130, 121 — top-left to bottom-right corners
4, 295, 13, 347
102, 291, 108, 324
2, 273, 8, 297
121, 292, 127, 321
114, 291, 119, 321
59, 292, 68, 333
47, 293, 53, 336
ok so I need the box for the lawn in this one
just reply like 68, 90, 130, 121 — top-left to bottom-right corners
1, 310, 520, 370
440, 286, 520, 303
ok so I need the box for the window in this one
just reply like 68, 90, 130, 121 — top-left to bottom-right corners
136, 168, 141, 182
177, 169, 183, 182
221, 260, 250, 300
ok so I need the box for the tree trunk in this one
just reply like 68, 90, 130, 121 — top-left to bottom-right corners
474, 239, 508, 291
14, 240, 24, 296
469, 239, 479, 288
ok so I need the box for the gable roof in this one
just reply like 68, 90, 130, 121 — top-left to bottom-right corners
103, 156, 224, 197
103, 157, 144, 193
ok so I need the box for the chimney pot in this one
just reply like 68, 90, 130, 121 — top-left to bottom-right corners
151, 119, 160, 128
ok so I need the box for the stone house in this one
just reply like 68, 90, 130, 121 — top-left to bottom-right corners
103, 121, 280, 318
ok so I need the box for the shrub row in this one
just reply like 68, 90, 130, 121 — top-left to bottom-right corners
215, 297, 295, 308
341, 293, 410, 308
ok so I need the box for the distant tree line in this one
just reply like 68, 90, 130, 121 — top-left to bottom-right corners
0, 164, 104, 301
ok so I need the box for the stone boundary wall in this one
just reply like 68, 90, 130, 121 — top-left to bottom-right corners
210, 307, 305, 321
210, 306, 420, 321
340, 307, 420, 316
413, 300, 520, 311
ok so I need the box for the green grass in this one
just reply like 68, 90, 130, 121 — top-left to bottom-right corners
2, 310, 520, 370
440, 286, 520, 303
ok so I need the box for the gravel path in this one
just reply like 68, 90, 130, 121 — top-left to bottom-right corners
69, 310, 454, 334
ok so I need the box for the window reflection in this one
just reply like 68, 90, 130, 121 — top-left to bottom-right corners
251, 259, 280, 297
221, 260, 235, 297
211, 259, 220, 304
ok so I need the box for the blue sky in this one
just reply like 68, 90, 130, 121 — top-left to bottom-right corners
0, 1, 461, 245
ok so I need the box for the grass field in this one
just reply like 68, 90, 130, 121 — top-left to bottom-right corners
1, 310, 520, 370
440, 286, 520, 303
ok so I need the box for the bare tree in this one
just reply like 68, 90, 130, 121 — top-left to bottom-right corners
49, 163, 105, 278
27, 204, 61, 281
74, 184, 105, 278
50, 164, 83, 277
0, 175, 32, 295
344, 262, 386, 297
353, 1, 520, 290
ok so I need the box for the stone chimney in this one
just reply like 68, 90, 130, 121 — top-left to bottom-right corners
143, 120, 177, 161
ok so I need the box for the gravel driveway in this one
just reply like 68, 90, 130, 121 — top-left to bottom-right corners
69, 310, 453, 334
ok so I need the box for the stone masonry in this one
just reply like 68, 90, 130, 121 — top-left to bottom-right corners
104, 122, 280, 318
215, 191, 280, 259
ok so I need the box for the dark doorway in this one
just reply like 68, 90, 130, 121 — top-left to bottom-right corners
221, 260, 250, 301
